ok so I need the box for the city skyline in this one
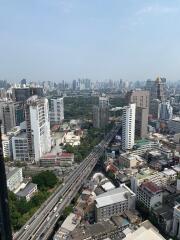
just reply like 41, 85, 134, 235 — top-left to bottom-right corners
1, 0, 180, 82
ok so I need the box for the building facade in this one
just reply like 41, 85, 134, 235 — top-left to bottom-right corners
6, 167, 23, 192
50, 97, 64, 125
159, 101, 173, 121
125, 90, 149, 138
137, 181, 163, 209
12, 86, 44, 102
122, 104, 136, 150
25, 96, 51, 162
172, 204, 180, 238
93, 95, 109, 129
12, 133, 29, 161
95, 184, 136, 222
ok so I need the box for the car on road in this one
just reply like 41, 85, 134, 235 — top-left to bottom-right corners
53, 206, 57, 212
24, 225, 29, 230
55, 213, 59, 218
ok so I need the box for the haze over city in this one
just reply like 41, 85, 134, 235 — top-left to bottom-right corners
1, 0, 180, 82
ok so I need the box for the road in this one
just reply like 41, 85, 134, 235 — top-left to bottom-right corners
15, 125, 120, 240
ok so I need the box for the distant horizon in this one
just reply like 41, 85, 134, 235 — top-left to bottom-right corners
1, 0, 180, 82
1, 77, 180, 84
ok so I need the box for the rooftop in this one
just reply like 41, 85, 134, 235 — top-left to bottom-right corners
16, 183, 37, 197
141, 181, 162, 194
61, 213, 80, 232
96, 184, 135, 208
41, 152, 74, 159
124, 220, 165, 240
71, 220, 117, 240
6, 167, 22, 180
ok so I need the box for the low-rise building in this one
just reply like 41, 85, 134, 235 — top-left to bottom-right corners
70, 220, 126, 240
2, 134, 11, 158
6, 167, 23, 192
95, 184, 136, 222
119, 153, 145, 169
168, 117, 180, 134
131, 167, 177, 194
16, 183, 38, 201
63, 131, 81, 146
40, 152, 74, 167
137, 181, 163, 209
123, 220, 165, 240
53, 213, 81, 240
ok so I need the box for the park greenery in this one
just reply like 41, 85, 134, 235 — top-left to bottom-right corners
9, 171, 58, 231
64, 95, 126, 120
64, 124, 113, 163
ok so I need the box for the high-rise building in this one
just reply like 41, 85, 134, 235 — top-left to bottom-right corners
72, 80, 77, 91
12, 86, 44, 102
50, 97, 64, 125
93, 95, 109, 129
126, 90, 149, 138
25, 96, 51, 162
159, 101, 173, 121
149, 99, 161, 119
122, 103, 136, 150
146, 77, 166, 102
99, 95, 109, 107
0, 101, 25, 133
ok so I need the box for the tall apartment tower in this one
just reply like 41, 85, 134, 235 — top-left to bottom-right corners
50, 97, 64, 125
122, 103, 136, 150
25, 96, 51, 162
126, 90, 149, 138
93, 95, 109, 129
159, 101, 173, 121
0, 101, 25, 134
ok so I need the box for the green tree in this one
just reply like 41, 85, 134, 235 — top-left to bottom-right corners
32, 171, 58, 190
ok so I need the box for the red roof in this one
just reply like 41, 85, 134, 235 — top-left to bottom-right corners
41, 152, 74, 159
141, 181, 161, 194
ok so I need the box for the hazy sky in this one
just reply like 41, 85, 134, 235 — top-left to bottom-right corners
0, 0, 180, 82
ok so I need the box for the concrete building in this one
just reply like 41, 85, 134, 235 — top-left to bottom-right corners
93, 95, 109, 129
12, 132, 29, 161
53, 213, 81, 240
125, 90, 149, 138
159, 101, 173, 121
50, 97, 64, 125
151, 77, 166, 101
12, 86, 44, 102
168, 117, 180, 134
25, 96, 51, 162
40, 152, 74, 167
0, 100, 25, 134
119, 153, 145, 169
137, 181, 163, 209
95, 184, 136, 222
16, 183, 38, 201
2, 135, 11, 159
124, 220, 165, 240
122, 104, 136, 150
6, 167, 23, 192
172, 204, 180, 238
149, 99, 161, 119
131, 167, 176, 194
135, 107, 148, 138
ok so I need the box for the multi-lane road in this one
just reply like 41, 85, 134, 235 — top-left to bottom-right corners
14, 125, 120, 240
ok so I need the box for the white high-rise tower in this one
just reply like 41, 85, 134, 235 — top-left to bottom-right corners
25, 96, 51, 162
122, 103, 136, 150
